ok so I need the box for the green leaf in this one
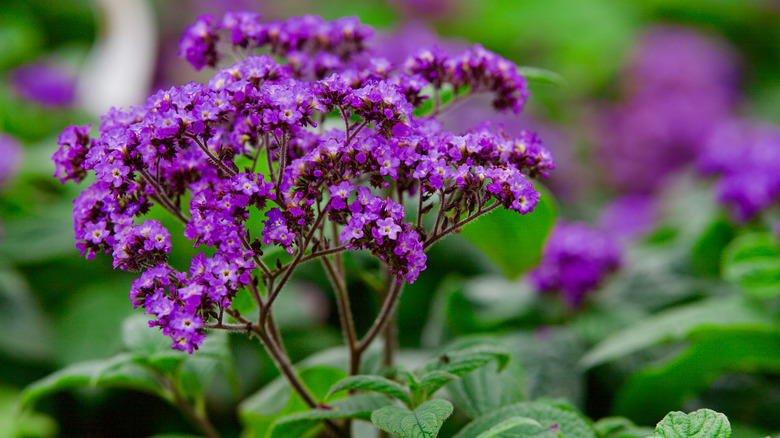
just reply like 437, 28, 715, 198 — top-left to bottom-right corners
507, 330, 584, 405
460, 183, 557, 279
415, 370, 459, 397
328, 375, 412, 407
593, 417, 654, 438
122, 314, 173, 355
19, 356, 162, 411
453, 402, 596, 438
447, 359, 525, 420
0, 203, 76, 263
0, 386, 57, 438
690, 215, 735, 277
269, 393, 393, 438
475, 416, 543, 438
654, 409, 731, 438
721, 232, 780, 299
240, 366, 347, 438
423, 343, 512, 377
177, 331, 234, 400
517, 67, 568, 88
579, 296, 773, 369
0, 266, 52, 361
371, 399, 454, 438
55, 281, 134, 365
614, 326, 780, 424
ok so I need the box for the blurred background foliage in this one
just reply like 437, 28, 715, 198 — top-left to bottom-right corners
1, 0, 780, 437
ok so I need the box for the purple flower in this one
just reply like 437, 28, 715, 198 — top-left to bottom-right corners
597, 194, 657, 240
698, 120, 780, 221
595, 25, 738, 194
0, 133, 22, 188
53, 11, 555, 352
10, 62, 76, 107
179, 14, 220, 70
530, 221, 621, 308
375, 217, 402, 240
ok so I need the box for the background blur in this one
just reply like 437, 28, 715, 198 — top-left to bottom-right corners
1, 0, 780, 436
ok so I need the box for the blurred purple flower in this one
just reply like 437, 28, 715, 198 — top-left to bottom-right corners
390, 0, 453, 19
626, 26, 739, 104
596, 25, 739, 194
530, 221, 621, 308
0, 133, 22, 188
598, 194, 657, 240
698, 119, 780, 221
10, 63, 77, 107
370, 20, 466, 65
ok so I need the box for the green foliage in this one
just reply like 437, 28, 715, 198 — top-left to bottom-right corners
453, 401, 596, 438
460, 184, 557, 279
447, 358, 525, 420
18, 355, 163, 410
474, 417, 544, 438
422, 342, 511, 377
371, 399, 454, 438
269, 394, 392, 438
19, 315, 234, 423
593, 417, 654, 438
240, 366, 347, 438
413, 370, 459, 401
0, 387, 57, 438
653, 409, 731, 438
721, 232, 780, 299
0, 266, 52, 361
690, 216, 736, 277
580, 296, 773, 369
328, 375, 412, 407
614, 326, 780, 423
54, 281, 134, 365
517, 67, 568, 88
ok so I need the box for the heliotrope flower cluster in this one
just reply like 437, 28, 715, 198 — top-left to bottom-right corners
180, 11, 373, 79
529, 221, 621, 308
404, 44, 530, 114
596, 25, 738, 194
698, 120, 780, 221
53, 11, 553, 352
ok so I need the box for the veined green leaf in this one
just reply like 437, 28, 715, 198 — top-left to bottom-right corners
415, 370, 459, 398
447, 359, 524, 420
654, 409, 731, 438
269, 393, 392, 438
453, 401, 596, 438
423, 343, 511, 377
475, 416, 543, 438
371, 399, 454, 438
328, 375, 411, 407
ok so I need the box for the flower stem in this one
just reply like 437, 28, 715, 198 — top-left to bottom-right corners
357, 277, 403, 355
321, 257, 359, 374
137, 168, 189, 224
187, 134, 237, 177
424, 201, 500, 249
157, 372, 222, 438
